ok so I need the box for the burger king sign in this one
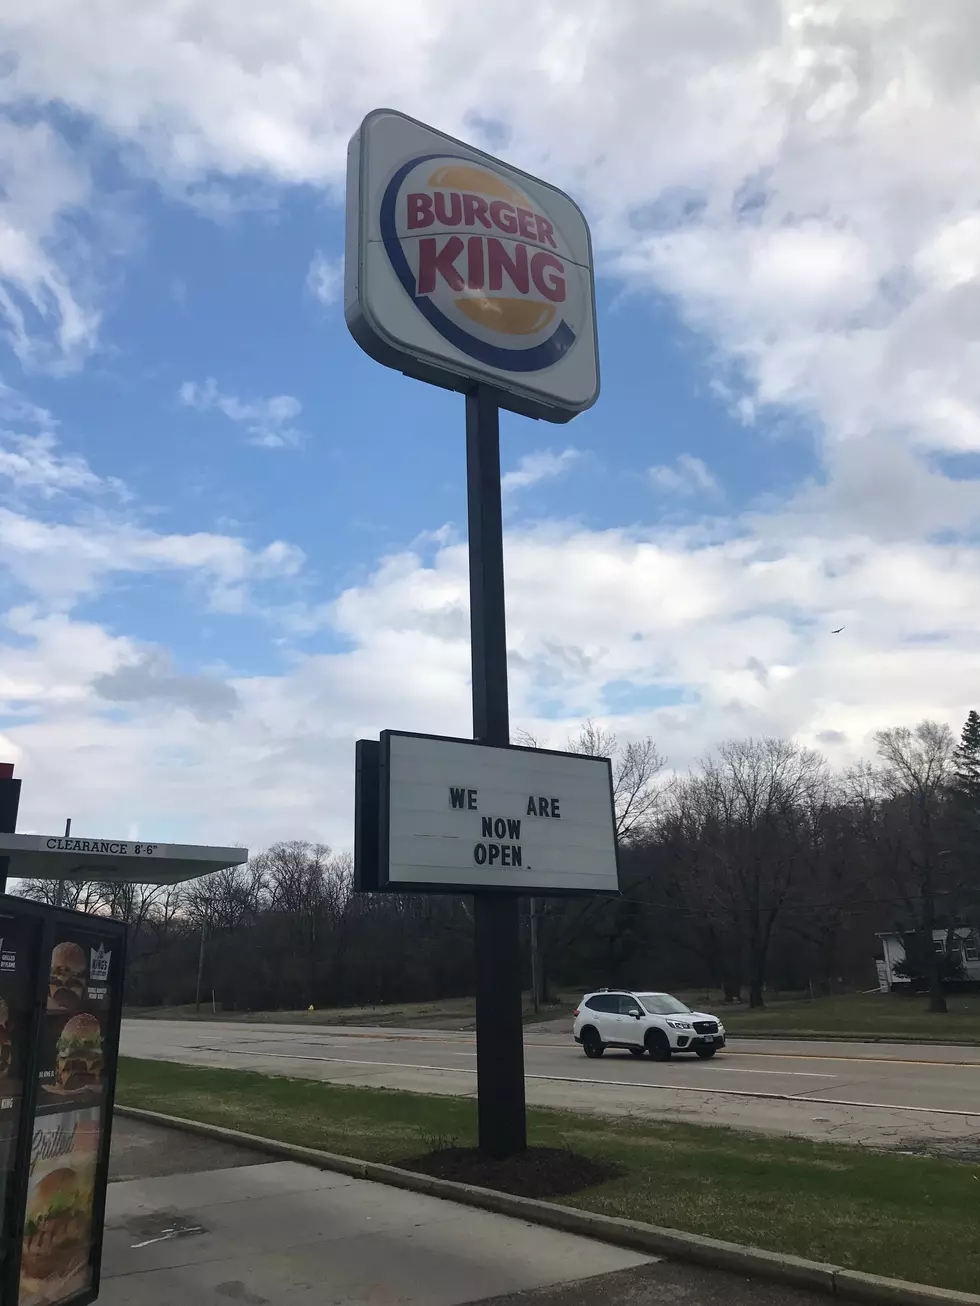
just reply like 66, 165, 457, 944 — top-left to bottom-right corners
346, 109, 598, 423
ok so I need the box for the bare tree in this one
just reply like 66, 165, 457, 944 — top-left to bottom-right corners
252, 841, 355, 1008
15, 879, 103, 913
25, 721, 967, 1015
185, 862, 264, 932
568, 721, 669, 841
781, 779, 871, 996
514, 721, 669, 1003
95, 881, 167, 937
672, 738, 827, 1007
868, 721, 959, 1013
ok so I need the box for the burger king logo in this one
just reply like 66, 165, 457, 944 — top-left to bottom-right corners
380, 155, 584, 373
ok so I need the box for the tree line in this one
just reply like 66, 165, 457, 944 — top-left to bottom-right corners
18, 712, 980, 1015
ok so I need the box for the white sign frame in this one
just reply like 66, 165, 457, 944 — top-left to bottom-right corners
345, 108, 600, 424
358, 730, 620, 896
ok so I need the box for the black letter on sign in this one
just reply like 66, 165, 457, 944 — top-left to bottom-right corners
526, 796, 537, 815
468, 789, 478, 810
507, 818, 521, 840
550, 798, 561, 818
482, 817, 494, 838
474, 844, 488, 865
450, 787, 466, 809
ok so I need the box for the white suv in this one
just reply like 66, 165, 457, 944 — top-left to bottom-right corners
572, 990, 726, 1061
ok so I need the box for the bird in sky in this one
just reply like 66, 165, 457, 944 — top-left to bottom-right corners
832, 626, 845, 634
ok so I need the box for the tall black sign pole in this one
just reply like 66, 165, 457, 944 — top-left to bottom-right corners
0, 762, 21, 894
466, 384, 527, 1158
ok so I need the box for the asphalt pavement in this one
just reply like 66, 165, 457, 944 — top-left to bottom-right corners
102, 1116, 830, 1306
120, 1018, 980, 1153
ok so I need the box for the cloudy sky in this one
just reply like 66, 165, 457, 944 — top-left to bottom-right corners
0, 1, 978, 852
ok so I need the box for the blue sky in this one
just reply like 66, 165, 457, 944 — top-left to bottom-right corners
23, 180, 806, 667
1, 3, 978, 852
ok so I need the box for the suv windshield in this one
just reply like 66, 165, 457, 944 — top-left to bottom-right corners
636, 993, 692, 1016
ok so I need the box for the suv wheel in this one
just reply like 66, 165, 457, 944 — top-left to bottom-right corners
582, 1027, 605, 1058
646, 1029, 672, 1062
695, 1045, 717, 1059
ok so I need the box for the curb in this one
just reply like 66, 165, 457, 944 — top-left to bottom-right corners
115, 1105, 980, 1306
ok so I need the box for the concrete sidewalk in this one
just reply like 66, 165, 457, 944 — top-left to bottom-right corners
103, 1118, 649, 1304
102, 1118, 831, 1306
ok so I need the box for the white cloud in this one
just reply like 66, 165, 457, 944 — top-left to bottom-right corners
2, 2, 980, 471
0, 385, 108, 498
649, 454, 718, 496
306, 250, 342, 306
0, 504, 303, 613
321, 510, 980, 785
0, 430, 105, 498
3, 5, 980, 849
501, 449, 580, 495
0, 118, 100, 370
5, 500, 980, 851
93, 648, 239, 722
178, 378, 303, 449
0, 391, 970, 854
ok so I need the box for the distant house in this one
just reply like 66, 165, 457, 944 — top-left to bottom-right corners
876, 927, 980, 990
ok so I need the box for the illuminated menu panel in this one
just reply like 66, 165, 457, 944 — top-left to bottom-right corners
19, 928, 117, 1306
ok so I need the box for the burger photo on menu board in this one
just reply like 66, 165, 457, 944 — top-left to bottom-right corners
53, 1015, 103, 1096
20, 1166, 92, 1299
48, 943, 87, 1013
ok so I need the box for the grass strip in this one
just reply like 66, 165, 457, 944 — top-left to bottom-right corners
124, 996, 565, 1028
127, 991, 980, 1043
116, 1056, 980, 1294
716, 992, 980, 1042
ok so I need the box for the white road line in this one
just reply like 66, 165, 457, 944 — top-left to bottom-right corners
187, 1047, 980, 1118
727, 1045, 980, 1068
691, 1066, 833, 1078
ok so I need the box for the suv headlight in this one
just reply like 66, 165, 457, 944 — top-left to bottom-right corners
667, 1020, 692, 1030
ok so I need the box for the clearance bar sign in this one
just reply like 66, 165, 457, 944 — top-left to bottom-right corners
345, 109, 599, 423
373, 731, 619, 895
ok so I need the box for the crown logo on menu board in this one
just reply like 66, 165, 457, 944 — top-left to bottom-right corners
90, 943, 111, 981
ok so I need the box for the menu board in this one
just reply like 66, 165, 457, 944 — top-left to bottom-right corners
0, 912, 40, 1285
18, 1109, 100, 1306
18, 928, 116, 1306
0, 916, 40, 1111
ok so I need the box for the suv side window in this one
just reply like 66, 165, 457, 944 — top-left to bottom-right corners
617, 996, 641, 1015
586, 995, 617, 1013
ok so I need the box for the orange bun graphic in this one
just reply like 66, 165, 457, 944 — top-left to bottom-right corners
456, 298, 556, 335
426, 165, 523, 204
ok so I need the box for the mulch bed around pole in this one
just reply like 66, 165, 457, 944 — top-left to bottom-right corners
395, 1146, 624, 1199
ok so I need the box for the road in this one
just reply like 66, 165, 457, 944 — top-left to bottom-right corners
120, 1019, 980, 1153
